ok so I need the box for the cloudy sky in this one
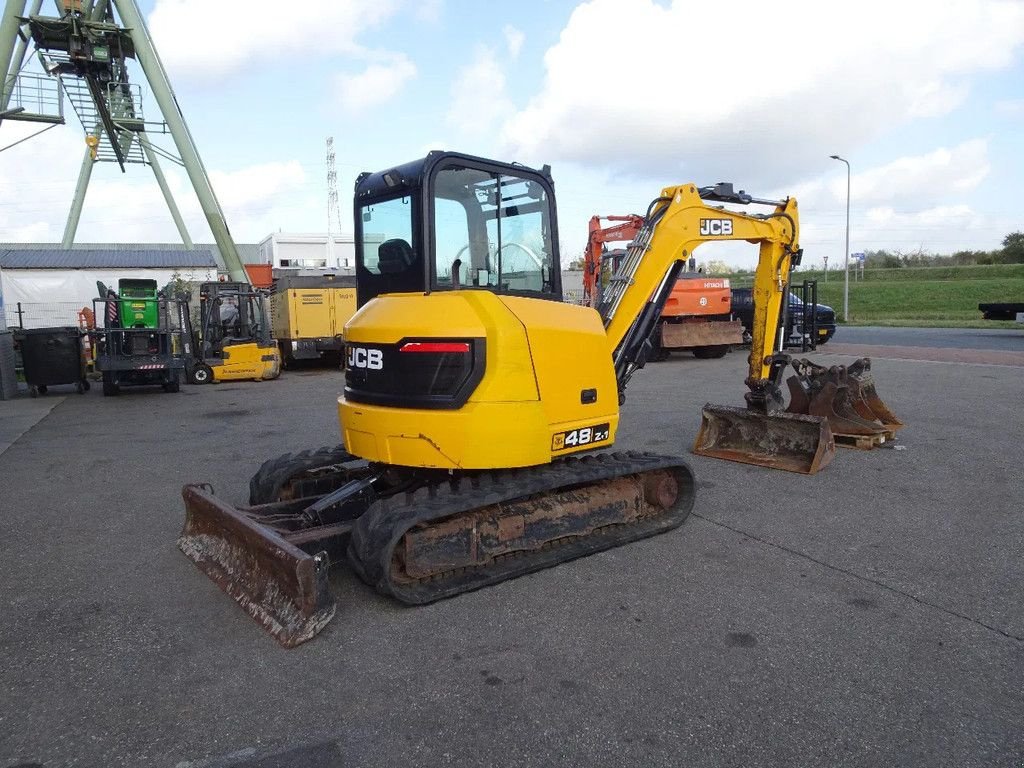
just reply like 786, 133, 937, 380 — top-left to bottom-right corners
1, 0, 1022, 269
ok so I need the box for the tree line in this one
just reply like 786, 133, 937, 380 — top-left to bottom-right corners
566, 232, 1024, 273
859, 232, 1024, 268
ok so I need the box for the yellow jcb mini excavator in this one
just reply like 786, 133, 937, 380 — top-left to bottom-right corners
178, 152, 863, 646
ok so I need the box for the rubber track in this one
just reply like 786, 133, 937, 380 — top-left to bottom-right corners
248, 444, 355, 505
347, 451, 695, 605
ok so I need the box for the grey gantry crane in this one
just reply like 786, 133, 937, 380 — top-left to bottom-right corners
0, 0, 247, 282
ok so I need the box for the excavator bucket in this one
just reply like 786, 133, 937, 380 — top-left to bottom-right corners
847, 358, 904, 430
693, 404, 836, 474
178, 484, 336, 648
786, 358, 903, 436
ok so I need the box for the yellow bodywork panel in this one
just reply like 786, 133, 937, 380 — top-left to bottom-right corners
291, 290, 332, 338
332, 288, 358, 334
498, 296, 618, 432
211, 342, 281, 382
339, 291, 619, 470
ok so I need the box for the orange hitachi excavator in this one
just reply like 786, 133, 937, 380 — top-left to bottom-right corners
584, 215, 743, 359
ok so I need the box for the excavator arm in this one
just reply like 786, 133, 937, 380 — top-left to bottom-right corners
597, 182, 836, 474
598, 183, 799, 405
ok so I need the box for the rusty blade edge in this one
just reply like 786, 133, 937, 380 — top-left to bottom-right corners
692, 405, 836, 475
178, 484, 337, 648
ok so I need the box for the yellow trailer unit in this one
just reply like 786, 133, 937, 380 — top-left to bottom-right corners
270, 275, 358, 367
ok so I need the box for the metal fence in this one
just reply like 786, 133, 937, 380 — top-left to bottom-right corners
563, 289, 587, 306
5, 302, 91, 331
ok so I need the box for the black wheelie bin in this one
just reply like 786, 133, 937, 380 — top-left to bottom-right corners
14, 326, 90, 397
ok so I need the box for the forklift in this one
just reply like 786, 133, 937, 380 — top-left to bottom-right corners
93, 279, 189, 396
187, 281, 281, 384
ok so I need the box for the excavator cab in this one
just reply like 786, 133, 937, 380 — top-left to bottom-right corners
354, 151, 562, 305
343, 152, 623, 469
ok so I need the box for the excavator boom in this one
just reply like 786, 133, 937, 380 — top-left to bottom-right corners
594, 184, 836, 473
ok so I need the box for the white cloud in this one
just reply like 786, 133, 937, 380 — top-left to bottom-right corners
845, 140, 990, 205
149, 0, 400, 77
334, 55, 417, 112
548, 139, 1010, 271
906, 81, 969, 119
63, 159, 313, 243
416, 0, 444, 23
500, 0, 1024, 186
854, 204, 996, 251
765, 140, 990, 207
0, 122, 83, 242
209, 161, 308, 212
762, 141, 1002, 265
446, 46, 514, 137
0, 117, 316, 245
503, 25, 525, 59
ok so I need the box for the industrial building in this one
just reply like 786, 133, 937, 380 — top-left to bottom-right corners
0, 247, 218, 328
255, 232, 356, 271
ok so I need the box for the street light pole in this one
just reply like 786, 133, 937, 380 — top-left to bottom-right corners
830, 154, 851, 322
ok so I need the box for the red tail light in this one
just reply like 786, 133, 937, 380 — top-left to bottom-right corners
399, 341, 471, 354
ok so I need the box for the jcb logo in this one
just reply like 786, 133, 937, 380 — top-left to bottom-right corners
347, 347, 383, 370
700, 218, 733, 236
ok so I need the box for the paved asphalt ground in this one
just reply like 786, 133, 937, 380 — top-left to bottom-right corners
1, 329, 1022, 767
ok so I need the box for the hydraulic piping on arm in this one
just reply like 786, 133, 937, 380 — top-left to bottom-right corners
595, 184, 801, 408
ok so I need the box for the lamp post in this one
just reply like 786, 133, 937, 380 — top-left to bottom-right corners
830, 154, 850, 322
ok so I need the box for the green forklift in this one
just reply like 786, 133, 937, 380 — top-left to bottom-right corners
93, 278, 190, 396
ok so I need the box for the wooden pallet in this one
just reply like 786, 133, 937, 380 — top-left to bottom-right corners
833, 429, 897, 450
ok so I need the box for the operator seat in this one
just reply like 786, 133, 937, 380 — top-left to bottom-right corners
376, 238, 424, 294
378, 238, 415, 273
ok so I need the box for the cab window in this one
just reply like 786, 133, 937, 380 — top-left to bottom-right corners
431, 165, 555, 295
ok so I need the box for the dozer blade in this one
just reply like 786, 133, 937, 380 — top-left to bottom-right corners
178, 484, 336, 648
847, 358, 904, 430
693, 404, 836, 474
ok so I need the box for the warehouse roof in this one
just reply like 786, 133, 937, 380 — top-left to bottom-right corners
0, 249, 219, 269
0, 241, 262, 264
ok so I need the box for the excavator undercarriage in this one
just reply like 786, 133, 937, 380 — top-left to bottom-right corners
181, 451, 694, 647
